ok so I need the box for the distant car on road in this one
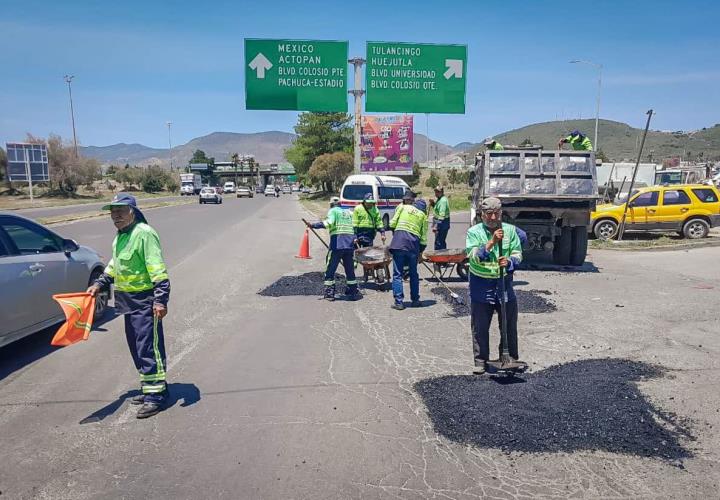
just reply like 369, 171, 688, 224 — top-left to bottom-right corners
301, 187, 311, 194
223, 182, 236, 194
255, 185, 264, 194
282, 185, 292, 194
236, 186, 253, 198
200, 187, 223, 204
0, 213, 108, 348
264, 186, 277, 197
292, 185, 300, 192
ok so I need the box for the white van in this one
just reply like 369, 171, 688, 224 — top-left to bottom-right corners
340, 174, 410, 228
223, 181, 236, 194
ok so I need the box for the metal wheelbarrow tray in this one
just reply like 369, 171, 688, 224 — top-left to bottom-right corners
422, 248, 469, 281
355, 246, 392, 291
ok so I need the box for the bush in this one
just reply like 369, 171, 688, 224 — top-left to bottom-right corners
425, 171, 439, 189
141, 166, 168, 193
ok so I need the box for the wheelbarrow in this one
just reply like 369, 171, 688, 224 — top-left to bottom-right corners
422, 248, 469, 281
355, 246, 392, 291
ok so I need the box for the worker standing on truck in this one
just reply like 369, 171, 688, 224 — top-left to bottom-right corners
430, 186, 450, 250
353, 193, 385, 248
484, 138, 504, 151
87, 194, 171, 419
558, 130, 593, 151
465, 197, 523, 375
388, 198, 429, 310
306, 197, 361, 301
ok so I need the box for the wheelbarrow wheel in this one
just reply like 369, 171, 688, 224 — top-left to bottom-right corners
456, 262, 469, 281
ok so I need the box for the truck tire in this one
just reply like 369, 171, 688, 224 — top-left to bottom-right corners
383, 214, 390, 231
552, 227, 572, 265
570, 226, 588, 266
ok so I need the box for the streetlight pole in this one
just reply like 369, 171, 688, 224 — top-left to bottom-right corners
569, 60, 602, 151
166, 121, 173, 170
64, 75, 79, 158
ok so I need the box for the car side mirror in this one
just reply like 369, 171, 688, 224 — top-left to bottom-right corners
62, 238, 80, 255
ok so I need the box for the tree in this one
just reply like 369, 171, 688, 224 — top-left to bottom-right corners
425, 171, 439, 189
447, 168, 459, 188
40, 134, 101, 195
284, 112, 353, 177
595, 148, 609, 162
308, 152, 354, 192
141, 166, 168, 193
190, 149, 214, 165
0, 147, 7, 184
115, 167, 144, 191
406, 162, 421, 188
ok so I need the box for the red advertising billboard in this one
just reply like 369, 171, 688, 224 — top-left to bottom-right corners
360, 115, 413, 175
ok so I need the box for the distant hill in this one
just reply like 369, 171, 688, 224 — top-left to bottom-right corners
469, 119, 720, 162
82, 131, 454, 166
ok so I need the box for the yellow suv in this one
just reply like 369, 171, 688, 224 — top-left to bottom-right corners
591, 184, 720, 240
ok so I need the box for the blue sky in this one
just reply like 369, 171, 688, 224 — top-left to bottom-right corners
1, 0, 718, 151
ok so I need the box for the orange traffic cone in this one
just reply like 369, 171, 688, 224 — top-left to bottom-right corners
296, 229, 312, 259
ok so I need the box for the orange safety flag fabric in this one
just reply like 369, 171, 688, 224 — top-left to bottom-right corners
50, 293, 96, 346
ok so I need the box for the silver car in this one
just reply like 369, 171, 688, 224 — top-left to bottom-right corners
0, 213, 108, 348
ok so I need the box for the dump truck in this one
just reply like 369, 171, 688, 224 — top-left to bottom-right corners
470, 149, 598, 266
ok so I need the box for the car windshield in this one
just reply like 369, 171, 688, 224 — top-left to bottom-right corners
201, 188, 214, 194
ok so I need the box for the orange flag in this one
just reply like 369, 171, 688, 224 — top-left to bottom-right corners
51, 293, 96, 346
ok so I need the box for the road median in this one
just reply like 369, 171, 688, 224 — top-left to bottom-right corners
39, 199, 193, 226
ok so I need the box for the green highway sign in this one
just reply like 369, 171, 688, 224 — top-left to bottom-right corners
365, 42, 467, 114
244, 39, 348, 112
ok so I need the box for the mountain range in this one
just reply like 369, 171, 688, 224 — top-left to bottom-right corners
80, 119, 720, 167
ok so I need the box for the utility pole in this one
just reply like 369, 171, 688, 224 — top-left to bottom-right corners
618, 110, 654, 241
64, 75, 79, 157
166, 121, 173, 170
348, 57, 365, 173
569, 60, 602, 151
426, 113, 430, 167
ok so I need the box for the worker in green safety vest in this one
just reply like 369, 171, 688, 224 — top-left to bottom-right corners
558, 130, 593, 151
484, 138, 504, 151
353, 193, 385, 248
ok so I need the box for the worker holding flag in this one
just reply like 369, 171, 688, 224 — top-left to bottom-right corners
87, 193, 171, 419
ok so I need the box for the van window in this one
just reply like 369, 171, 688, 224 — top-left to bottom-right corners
662, 189, 691, 205
378, 186, 406, 200
692, 188, 718, 203
342, 184, 373, 200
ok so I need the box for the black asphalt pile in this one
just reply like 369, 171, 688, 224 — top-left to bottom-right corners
431, 287, 556, 317
415, 359, 693, 463
258, 272, 346, 297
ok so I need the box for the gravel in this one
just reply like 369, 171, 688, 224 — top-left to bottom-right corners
258, 272, 346, 297
415, 359, 693, 463
431, 286, 557, 316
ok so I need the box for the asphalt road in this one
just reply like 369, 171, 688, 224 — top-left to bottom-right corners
1, 196, 718, 498
12, 195, 186, 219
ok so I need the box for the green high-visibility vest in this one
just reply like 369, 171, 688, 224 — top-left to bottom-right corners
565, 135, 593, 151
433, 196, 450, 221
352, 203, 382, 230
105, 222, 169, 293
389, 204, 428, 246
323, 207, 354, 236
490, 141, 504, 150
466, 222, 522, 279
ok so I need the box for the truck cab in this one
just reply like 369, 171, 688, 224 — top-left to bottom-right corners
471, 149, 598, 265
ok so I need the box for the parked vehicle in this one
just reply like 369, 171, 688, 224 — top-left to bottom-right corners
340, 174, 410, 229
223, 181, 236, 194
264, 185, 277, 197
471, 150, 597, 265
591, 184, 720, 240
0, 213, 108, 348
180, 173, 202, 195
236, 186, 253, 198
255, 185, 264, 194
282, 185, 292, 194
292, 185, 300, 192
200, 187, 223, 204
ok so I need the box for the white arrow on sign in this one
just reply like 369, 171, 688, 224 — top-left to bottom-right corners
249, 53, 273, 79
443, 59, 463, 79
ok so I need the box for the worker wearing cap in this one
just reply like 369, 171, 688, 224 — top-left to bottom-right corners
306, 197, 360, 301
388, 198, 429, 310
87, 193, 170, 418
465, 197, 523, 374
484, 138, 504, 151
558, 130, 593, 151
431, 185, 450, 250
353, 193, 386, 248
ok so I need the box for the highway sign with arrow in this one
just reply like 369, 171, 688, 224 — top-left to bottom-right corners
365, 42, 467, 113
244, 39, 348, 112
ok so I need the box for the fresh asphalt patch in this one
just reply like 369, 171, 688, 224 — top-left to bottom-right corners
431, 286, 557, 317
415, 359, 694, 464
258, 272, 347, 297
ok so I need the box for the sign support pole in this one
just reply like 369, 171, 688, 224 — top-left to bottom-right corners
349, 57, 365, 173
24, 148, 34, 204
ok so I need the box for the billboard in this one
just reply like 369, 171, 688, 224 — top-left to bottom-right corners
5, 143, 49, 182
360, 115, 413, 175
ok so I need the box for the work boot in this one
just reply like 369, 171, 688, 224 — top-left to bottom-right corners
391, 301, 405, 311
130, 394, 145, 405
324, 286, 336, 301
345, 285, 361, 301
136, 402, 163, 419
411, 300, 422, 308
472, 362, 487, 375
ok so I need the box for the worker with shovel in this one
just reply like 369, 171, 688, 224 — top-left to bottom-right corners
306, 197, 361, 301
466, 197, 523, 375
388, 198, 428, 310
